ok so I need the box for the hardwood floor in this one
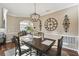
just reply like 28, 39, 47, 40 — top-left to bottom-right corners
0, 42, 78, 56
0, 42, 15, 56
62, 48, 78, 56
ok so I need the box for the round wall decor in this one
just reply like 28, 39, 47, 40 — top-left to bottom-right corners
44, 18, 58, 31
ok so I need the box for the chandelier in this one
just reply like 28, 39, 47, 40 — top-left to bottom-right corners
30, 3, 40, 22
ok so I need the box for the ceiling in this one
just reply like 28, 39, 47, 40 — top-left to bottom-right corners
0, 3, 78, 17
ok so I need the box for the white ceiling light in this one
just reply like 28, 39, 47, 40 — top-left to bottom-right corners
30, 3, 40, 22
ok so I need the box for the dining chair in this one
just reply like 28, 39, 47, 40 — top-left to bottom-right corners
12, 36, 30, 56
33, 31, 44, 41
45, 36, 63, 56
56, 36, 63, 55
18, 31, 38, 56
0, 32, 6, 46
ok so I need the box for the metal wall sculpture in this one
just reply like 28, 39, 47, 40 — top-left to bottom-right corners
39, 20, 42, 31
32, 19, 42, 31
44, 18, 58, 31
63, 15, 70, 32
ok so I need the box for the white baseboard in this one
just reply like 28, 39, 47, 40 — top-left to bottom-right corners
6, 40, 12, 43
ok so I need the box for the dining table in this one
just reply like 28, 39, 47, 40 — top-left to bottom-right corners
22, 37, 56, 56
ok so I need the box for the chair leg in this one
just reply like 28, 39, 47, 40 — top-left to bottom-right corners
39, 52, 42, 56
36, 51, 43, 56
36, 50, 39, 56
29, 47, 32, 56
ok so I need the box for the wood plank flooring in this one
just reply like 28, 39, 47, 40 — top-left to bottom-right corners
0, 42, 78, 56
0, 42, 15, 56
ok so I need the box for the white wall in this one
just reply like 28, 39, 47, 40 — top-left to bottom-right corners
0, 6, 2, 28
40, 6, 78, 38
78, 5, 79, 55
6, 5, 78, 40
6, 15, 31, 42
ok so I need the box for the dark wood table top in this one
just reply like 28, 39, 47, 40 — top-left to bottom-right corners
23, 38, 56, 53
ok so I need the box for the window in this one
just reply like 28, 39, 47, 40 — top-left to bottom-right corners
20, 20, 33, 32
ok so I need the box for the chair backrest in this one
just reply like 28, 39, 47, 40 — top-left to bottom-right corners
18, 31, 27, 36
57, 36, 63, 56
38, 32, 44, 40
33, 31, 44, 41
12, 36, 18, 46
12, 36, 21, 56
0, 32, 6, 44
